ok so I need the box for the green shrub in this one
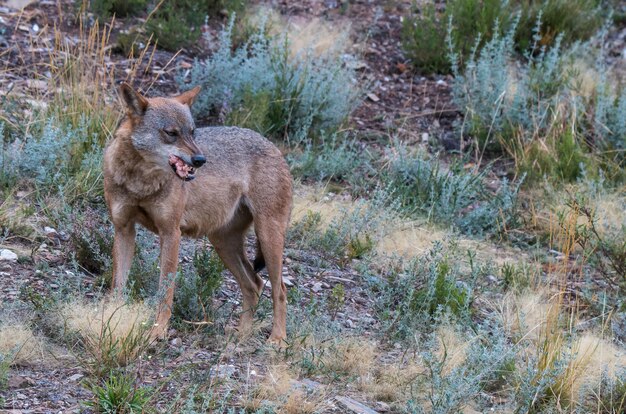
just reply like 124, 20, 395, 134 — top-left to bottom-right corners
89, 0, 147, 19
411, 258, 470, 317
401, 0, 604, 74
145, 0, 246, 52
145, 1, 202, 52
174, 245, 225, 325
500, 262, 533, 292
87, 371, 151, 414
401, 3, 450, 74
402, 0, 510, 73
515, 0, 603, 52
182, 18, 359, 140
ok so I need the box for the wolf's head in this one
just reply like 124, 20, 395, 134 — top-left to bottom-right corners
119, 82, 205, 181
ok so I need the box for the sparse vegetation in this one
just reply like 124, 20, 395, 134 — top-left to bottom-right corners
1, 0, 624, 411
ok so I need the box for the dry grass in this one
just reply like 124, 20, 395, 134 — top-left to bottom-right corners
243, 364, 328, 414
434, 324, 469, 375
240, 5, 352, 58
567, 333, 626, 402
499, 291, 551, 343
359, 360, 422, 403
323, 337, 376, 377
60, 298, 153, 371
592, 191, 626, 237
0, 323, 45, 366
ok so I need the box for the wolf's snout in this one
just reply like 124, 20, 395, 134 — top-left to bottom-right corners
191, 155, 206, 168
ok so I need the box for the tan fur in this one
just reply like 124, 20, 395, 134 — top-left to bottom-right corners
103, 83, 293, 343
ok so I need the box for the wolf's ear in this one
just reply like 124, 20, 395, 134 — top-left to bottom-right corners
120, 82, 148, 116
175, 86, 201, 107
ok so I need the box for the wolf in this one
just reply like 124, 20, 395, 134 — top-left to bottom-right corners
103, 83, 293, 343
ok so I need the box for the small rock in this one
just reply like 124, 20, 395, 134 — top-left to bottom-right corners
300, 378, 323, 391
210, 364, 236, 378
367, 92, 380, 102
436, 79, 447, 86
8, 375, 35, 389
486, 274, 499, 284
170, 337, 182, 347
312, 282, 323, 293
0, 249, 18, 262
16, 392, 28, 400
375, 401, 391, 412
44, 226, 58, 236
283, 277, 294, 287
421, 132, 429, 142
335, 396, 380, 414
68, 373, 83, 382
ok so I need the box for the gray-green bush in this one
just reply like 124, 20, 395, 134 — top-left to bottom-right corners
181, 18, 360, 140
406, 323, 516, 413
288, 133, 373, 188
594, 77, 626, 166
374, 242, 475, 339
289, 187, 398, 264
447, 15, 622, 182
174, 245, 225, 326
383, 144, 523, 236
0, 119, 103, 199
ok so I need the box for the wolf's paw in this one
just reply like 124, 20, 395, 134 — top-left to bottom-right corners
267, 333, 287, 348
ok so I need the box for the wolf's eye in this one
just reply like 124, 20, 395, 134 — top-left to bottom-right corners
164, 129, 178, 137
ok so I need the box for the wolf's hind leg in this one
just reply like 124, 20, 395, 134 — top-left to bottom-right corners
254, 217, 288, 344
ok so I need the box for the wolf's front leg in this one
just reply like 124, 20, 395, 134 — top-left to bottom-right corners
112, 223, 136, 296
153, 228, 181, 339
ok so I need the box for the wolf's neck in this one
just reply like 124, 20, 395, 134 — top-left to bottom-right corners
108, 134, 173, 199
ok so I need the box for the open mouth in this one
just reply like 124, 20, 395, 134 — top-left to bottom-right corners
168, 155, 196, 181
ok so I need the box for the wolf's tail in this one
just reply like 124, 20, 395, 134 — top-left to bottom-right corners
253, 240, 265, 272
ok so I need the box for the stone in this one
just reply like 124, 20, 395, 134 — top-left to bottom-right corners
8, 375, 35, 389
335, 396, 380, 414
375, 401, 391, 412
0, 249, 18, 261
68, 373, 84, 382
